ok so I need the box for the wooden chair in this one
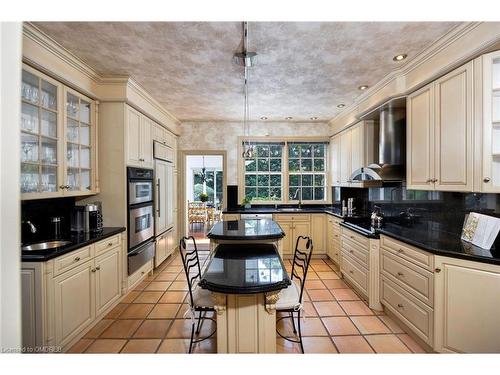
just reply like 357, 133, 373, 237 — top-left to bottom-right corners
275, 236, 314, 353
188, 201, 207, 226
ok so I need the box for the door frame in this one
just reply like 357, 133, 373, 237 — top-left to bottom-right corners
178, 150, 227, 238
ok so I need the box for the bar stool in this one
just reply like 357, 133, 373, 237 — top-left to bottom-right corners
179, 236, 217, 353
276, 236, 313, 353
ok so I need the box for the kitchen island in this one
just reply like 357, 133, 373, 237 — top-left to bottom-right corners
206, 218, 285, 257
200, 243, 290, 353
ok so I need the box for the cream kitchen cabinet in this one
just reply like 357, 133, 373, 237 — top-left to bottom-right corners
222, 214, 241, 221
21, 232, 124, 351
329, 134, 341, 186
433, 256, 500, 353
273, 214, 311, 255
407, 61, 474, 192
326, 215, 342, 265
126, 106, 153, 169
310, 214, 326, 255
339, 129, 352, 185
153, 122, 177, 149
21, 64, 98, 199
155, 227, 175, 268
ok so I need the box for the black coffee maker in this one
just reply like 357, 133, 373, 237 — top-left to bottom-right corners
71, 202, 103, 233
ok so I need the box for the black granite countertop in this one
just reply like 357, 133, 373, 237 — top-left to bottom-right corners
223, 205, 346, 218
207, 219, 285, 241
21, 227, 126, 262
199, 243, 291, 294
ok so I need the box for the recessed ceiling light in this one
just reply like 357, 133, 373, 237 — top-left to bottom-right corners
285, 116, 293, 120
393, 53, 407, 62
260, 116, 268, 120
337, 104, 345, 108
310, 117, 318, 120
358, 85, 369, 91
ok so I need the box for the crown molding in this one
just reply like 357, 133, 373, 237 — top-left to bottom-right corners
328, 22, 500, 134
22, 22, 180, 134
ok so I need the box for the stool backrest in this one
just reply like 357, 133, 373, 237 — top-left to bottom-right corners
290, 236, 313, 304
179, 236, 202, 307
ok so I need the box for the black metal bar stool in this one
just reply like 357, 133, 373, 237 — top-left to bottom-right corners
179, 236, 217, 353
276, 235, 313, 353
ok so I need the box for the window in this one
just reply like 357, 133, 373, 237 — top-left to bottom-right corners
193, 169, 223, 205
242, 140, 328, 203
244, 143, 283, 202
288, 143, 327, 201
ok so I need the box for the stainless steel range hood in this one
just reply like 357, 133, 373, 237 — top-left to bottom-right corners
349, 98, 406, 187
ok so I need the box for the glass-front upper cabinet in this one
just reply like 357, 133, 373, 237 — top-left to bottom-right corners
20, 65, 97, 199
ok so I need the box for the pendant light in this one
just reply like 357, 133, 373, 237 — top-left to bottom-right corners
196, 156, 207, 183
233, 22, 257, 159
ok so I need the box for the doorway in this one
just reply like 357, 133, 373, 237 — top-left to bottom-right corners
181, 152, 226, 250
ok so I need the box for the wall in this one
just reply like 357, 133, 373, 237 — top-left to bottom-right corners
178, 121, 330, 185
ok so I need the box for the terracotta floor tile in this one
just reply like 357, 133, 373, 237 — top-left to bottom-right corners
365, 334, 411, 353
310, 259, 327, 265
323, 279, 349, 289
100, 319, 143, 338
133, 281, 150, 291
166, 318, 215, 339
322, 317, 359, 336
305, 279, 326, 289
331, 288, 361, 301
276, 338, 301, 354
121, 291, 140, 303
339, 301, 374, 315
148, 303, 180, 319
175, 273, 186, 281
316, 271, 340, 280
396, 334, 427, 353
379, 315, 405, 334
165, 265, 183, 273
332, 335, 374, 353
119, 304, 155, 319
306, 272, 319, 280
120, 339, 161, 353
159, 291, 187, 303
85, 339, 127, 353
157, 339, 190, 353
84, 319, 114, 338
351, 316, 391, 335
312, 301, 345, 316
176, 304, 191, 318
168, 281, 189, 291
277, 315, 296, 337
133, 320, 172, 338
155, 272, 179, 281
104, 303, 128, 319
302, 302, 318, 317
133, 291, 164, 304
303, 337, 338, 353
67, 338, 94, 353
145, 281, 172, 291
307, 289, 335, 301
300, 317, 328, 336
311, 264, 334, 272
193, 339, 217, 354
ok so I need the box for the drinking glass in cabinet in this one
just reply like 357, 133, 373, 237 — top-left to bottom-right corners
66, 93, 79, 119
80, 100, 90, 124
41, 110, 57, 138
21, 70, 39, 104
21, 134, 39, 163
67, 118, 79, 142
80, 146, 90, 169
41, 166, 57, 192
66, 144, 79, 167
80, 124, 90, 146
41, 80, 57, 110
41, 137, 57, 164
81, 170, 91, 191
21, 103, 39, 133
21, 163, 39, 193
67, 169, 79, 191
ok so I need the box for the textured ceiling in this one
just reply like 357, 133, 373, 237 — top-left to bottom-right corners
33, 22, 461, 122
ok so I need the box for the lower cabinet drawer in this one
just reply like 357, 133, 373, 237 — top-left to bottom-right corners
128, 259, 153, 289
381, 276, 434, 345
342, 238, 369, 268
381, 235, 434, 271
95, 235, 121, 256
341, 253, 368, 295
54, 245, 93, 276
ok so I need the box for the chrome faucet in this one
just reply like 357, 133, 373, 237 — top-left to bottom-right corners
293, 188, 302, 208
22, 220, 37, 234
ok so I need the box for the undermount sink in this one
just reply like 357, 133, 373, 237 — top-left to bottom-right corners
279, 208, 303, 212
22, 240, 71, 251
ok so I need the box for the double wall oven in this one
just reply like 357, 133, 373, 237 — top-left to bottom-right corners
127, 167, 155, 275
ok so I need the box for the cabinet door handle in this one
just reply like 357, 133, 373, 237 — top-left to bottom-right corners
91, 268, 96, 273
74, 257, 80, 262
426, 179, 432, 183
349, 270, 354, 274
349, 250, 354, 253
397, 303, 404, 309
157, 178, 161, 218
350, 236, 354, 239
434, 267, 441, 273
95, 266, 101, 271
397, 272, 404, 277
59, 185, 66, 190
108, 242, 113, 247
484, 177, 491, 183
397, 248, 404, 254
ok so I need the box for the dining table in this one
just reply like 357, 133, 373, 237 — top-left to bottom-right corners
199, 242, 291, 353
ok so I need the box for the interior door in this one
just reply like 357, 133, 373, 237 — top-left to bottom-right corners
155, 159, 168, 235
434, 62, 473, 192
407, 84, 435, 190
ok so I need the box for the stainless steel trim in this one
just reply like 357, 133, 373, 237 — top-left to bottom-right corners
129, 204, 154, 248
128, 181, 153, 205
157, 178, 161, 218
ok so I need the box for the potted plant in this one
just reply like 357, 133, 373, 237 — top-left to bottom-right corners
199, 193, 209, 203
241, 197, 251, 209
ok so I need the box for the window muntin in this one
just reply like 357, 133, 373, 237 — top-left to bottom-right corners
244, 143, 283, 202
288, 143, 327, 202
